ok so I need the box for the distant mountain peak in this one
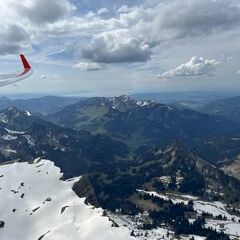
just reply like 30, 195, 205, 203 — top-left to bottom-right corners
116, 95, 132, 101
108, 95, 138, 111
4, 106, 18, 112
150, 141, 210, 171
0, 96, 10, 101
0, 107, 36, 131
155, 141, 191, 158
1, 106, 29, 117
109, 95, 135, 103
24, 111, 32, 116
136, 99, 156, 107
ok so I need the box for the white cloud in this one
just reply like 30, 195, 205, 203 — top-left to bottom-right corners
97, 8, 108, 15
81, 29, 151, 63
1, 0, 240, 66
72, 62, 106, 71
74, 0, 240, 64
0, 0, 32, 55
0, 0, 75, 55
118, 5, 129, 13
151, 0, 240, 40
236, 70, 240, 75
15, 0, 75, 25
41, 75, 46, 79
114, 0, 240, 46
0, 24, 31, 55
157, 56, 220, 80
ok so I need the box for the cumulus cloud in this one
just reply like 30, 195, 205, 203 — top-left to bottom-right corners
151, 0, 240, 40
81, 30, 151, 63
72, 62, 106, 71
0, 24, 30, 55
97, 8, 108, 15
109, 0, 240, 47
118, 5, 129, 13
157, 56, 220, 80
73, 0, 240, 64
15, 0, 75, 25
1, 0, 240, 66
0, 0, 74, 55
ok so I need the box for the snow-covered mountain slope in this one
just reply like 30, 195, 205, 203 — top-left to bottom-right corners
0, 159, 134, 240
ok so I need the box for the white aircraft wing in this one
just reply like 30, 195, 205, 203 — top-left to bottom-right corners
0, 55, 32, 87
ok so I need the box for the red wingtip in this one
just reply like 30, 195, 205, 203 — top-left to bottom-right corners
20, 54, 31, 69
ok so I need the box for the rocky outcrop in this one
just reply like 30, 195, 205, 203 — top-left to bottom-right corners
72, 175, 98, 206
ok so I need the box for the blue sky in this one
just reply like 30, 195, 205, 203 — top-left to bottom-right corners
0, 0, 240, 97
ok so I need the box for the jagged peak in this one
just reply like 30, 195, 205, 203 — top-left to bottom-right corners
0, 106, 31, 117
155, 141, 190, 156
3, 106, 19, 112
109, 95, 135, 103
107, 95, 138, 111
75, 95, 169, 111
115, 95, 132, 102
152, 141, 213, 171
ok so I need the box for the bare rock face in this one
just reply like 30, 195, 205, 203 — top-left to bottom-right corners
222, 156, 240, 180
72, 175, 98, 206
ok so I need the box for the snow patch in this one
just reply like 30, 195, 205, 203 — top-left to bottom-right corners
25, 111, 32, 116
0, 160, 134, 240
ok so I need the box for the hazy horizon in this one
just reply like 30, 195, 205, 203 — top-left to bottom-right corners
0, 90, 239, 101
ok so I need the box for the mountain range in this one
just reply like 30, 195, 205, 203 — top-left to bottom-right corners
0, 107, 128, 178
47, 95, 240, 163
0, 96, 80, 116
200, 96, 240, 123
0, 95, 239, 198
0, 94, 240, 239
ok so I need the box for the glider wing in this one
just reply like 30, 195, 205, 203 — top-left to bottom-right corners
0, 55, 32, 86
